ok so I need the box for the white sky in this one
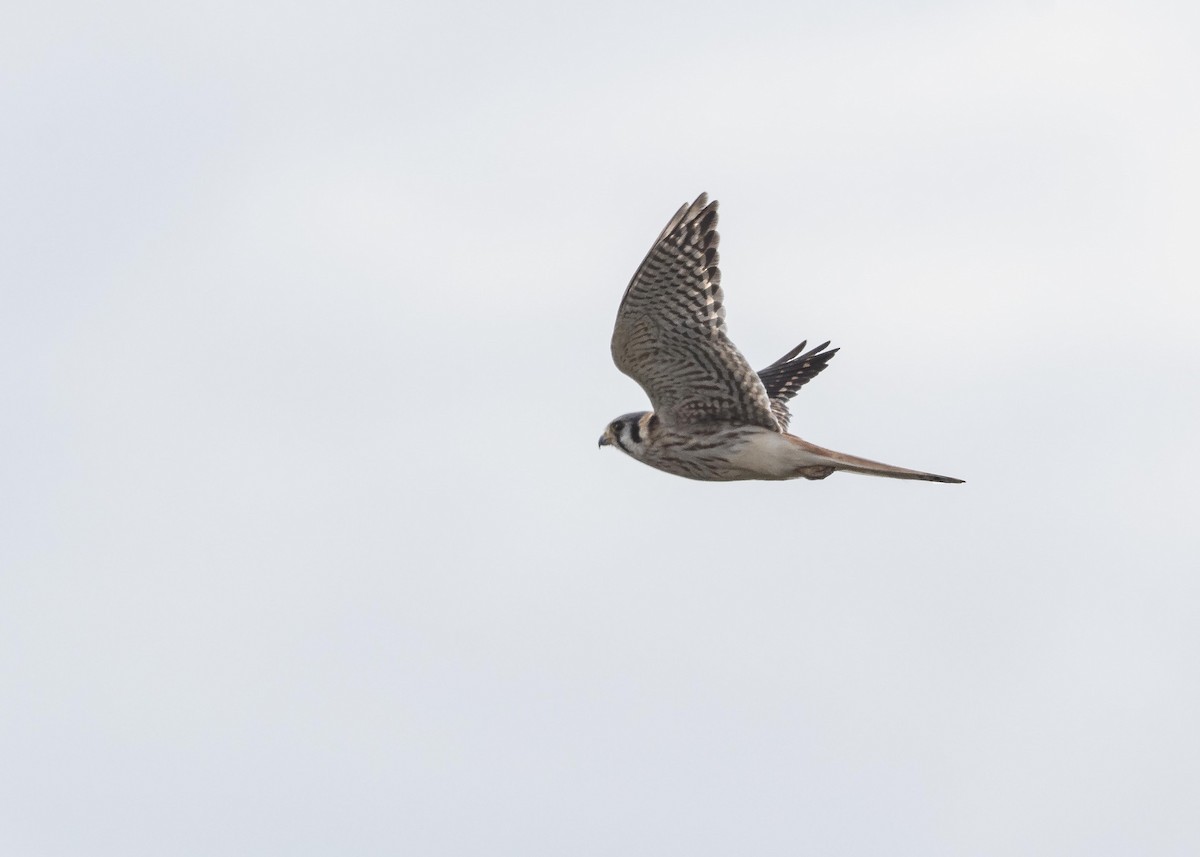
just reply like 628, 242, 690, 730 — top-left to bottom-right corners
3, 1, 1199, 854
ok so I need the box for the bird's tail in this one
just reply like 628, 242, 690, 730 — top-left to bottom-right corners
786, 435, 964, 483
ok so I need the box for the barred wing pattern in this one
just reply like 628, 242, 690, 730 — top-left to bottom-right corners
756, 340, 839, 431
611, 194, 780, 431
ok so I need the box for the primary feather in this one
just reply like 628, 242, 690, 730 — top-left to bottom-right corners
756, 340, 839, 431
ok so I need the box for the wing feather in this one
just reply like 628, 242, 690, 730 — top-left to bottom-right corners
610, 194, 779, 430
756, 340, 839, 431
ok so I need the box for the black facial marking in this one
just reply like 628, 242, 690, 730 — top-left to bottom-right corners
629, 418, 641, 444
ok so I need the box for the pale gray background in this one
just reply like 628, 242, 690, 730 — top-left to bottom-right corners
3, 1, 1199, 854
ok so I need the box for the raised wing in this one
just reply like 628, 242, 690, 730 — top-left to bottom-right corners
610, 194, 779, 430
756, 340, 839, 431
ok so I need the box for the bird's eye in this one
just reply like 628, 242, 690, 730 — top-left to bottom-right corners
611, 421, 622, 432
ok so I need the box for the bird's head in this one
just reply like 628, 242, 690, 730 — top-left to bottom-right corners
598, 411, 657, 458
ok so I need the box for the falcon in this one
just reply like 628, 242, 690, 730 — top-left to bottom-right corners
599, 193, 964, 484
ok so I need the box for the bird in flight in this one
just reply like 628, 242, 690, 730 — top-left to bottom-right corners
599, 193, 964, 484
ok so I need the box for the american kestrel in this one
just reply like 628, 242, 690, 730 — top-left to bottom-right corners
599, 193, 964, 484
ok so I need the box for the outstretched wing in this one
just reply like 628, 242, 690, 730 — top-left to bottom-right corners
610, 193, 779, 430
756, 340, 839, 431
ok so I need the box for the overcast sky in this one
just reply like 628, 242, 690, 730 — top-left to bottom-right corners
3, 1, 1199, 854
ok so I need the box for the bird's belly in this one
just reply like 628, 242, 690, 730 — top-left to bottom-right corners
644, 427, 820, 482
721, 429, 811, 480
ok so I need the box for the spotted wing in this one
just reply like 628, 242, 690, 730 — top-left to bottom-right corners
756, 340, 839, 431
610, 194, 779, 430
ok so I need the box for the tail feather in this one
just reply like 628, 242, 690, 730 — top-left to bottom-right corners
788, 436, 964, 484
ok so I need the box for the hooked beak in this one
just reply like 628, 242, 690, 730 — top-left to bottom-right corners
598, 434, 611, 448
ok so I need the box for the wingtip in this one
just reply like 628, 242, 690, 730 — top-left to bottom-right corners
683, 192, 716, 223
